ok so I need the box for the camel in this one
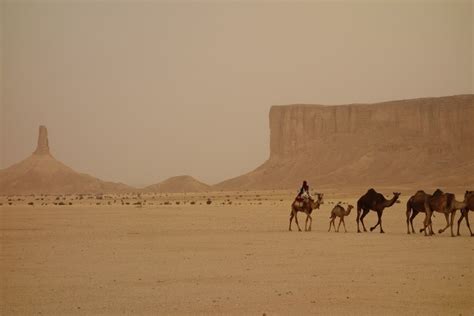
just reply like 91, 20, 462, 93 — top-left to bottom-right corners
420, 190, 466, 237
328, 204, 353, 232
406, 190, 436, 235
356, 189, 401, 233
289, 193, 324, 232
456, 191, 474, 236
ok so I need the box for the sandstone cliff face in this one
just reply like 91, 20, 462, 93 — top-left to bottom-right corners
270, 95, 473, 158
216, 95, 474, 191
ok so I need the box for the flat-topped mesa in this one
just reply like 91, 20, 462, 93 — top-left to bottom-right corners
33, 125, 50, 155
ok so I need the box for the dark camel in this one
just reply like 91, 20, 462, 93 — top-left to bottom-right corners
456, 190, 474, 236
406, 190, 436, 235
356, 189, 401, 233
328, 204, 353, 232
420, 190, 466, 237
289, 193, 324, 232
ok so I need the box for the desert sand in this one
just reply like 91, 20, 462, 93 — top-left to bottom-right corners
1, 191, 472, 315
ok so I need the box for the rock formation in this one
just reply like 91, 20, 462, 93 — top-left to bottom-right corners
0, 126, 133, 195
214, 95, 474, 191
144, 175, 210, 193
33, 125, 50, 155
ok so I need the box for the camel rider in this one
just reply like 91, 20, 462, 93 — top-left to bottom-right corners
297, 180, 311, 200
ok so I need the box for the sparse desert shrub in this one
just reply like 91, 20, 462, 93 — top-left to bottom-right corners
69, 202, 73, 205
58, 202, 65, 206
164, 201, 171, 205
8, 202, 12, 205
206, 199, 212, 205
28, 202, 34, 205
126, 202, 130, 205
175, 201, 180, 205
133, 201, 142, 205
96, 202, 101, 205
190, 201, 196, 205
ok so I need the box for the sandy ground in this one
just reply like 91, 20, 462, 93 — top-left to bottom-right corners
1, 191, 473, 315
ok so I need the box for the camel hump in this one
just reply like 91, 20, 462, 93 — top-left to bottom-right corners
367, 188, 376, 194
433, 189, 444, 196
416, 190, 425, 194
446, 193, 455, 207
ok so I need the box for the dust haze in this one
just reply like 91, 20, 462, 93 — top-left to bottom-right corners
1, 1, 472, 186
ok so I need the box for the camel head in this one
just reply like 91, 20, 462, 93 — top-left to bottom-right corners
309, 193, 324, 209
393, 192, 401, 203
315, 193, 324, 204
346, 204, 354, 215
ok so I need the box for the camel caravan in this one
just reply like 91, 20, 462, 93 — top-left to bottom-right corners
288, 184, 474, 237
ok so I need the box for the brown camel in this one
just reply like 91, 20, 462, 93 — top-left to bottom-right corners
289, 193, 324, 232
406, 190, 437, 235
356, 189, 401, 233
420, 190, 466, 237
328, 204, 353, 232
456, 190, 474, 236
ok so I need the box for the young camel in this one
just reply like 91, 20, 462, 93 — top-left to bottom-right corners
356, 189, 401, 233
328, 204, 353, 232
289, 193, 324, 232
456, 190, 474, 236
420, 190, 466, 237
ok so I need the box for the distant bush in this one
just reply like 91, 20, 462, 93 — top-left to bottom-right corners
69, 202, 73, 205
206, 199, 212, 205
175, 201, 180, 205
58, 202, 65, 206
190, 201, 196, 205
28, 202, 34, 206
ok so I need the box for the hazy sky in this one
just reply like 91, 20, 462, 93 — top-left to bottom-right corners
1, 0, 473, 187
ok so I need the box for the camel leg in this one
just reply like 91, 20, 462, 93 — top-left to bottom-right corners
409, 211, 418, 234
379, 211, 385, 234
356, 207, 361, 233
289, 211, 294, 231
294, 213, 302, 232
406, 206, 411, 234
421, 211, 432, 236
370, 211, 384, 233
328, 217, 334, 232
420, 215, 435, 235
457, 210, 465, 236
438, 213, 450, 234
308, 215, 313, 231
450, 211, 456, 237
342, 217, 347, 232
360, 209, 370, 232
465, 212, 474, 236
337, 217, 342, 232
305, 213, 309, 231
